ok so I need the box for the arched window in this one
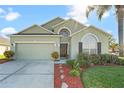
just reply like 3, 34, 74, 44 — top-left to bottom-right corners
59, 28, 70, 37
81, 34, 98, 54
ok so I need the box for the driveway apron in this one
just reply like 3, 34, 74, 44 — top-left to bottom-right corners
0, 60, 54, 88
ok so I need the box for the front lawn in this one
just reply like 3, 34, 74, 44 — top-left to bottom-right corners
81, 66, 124, 88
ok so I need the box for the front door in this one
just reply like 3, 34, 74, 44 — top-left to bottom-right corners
60, 44, 68, 57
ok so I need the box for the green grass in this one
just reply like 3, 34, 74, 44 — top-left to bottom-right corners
81, 66, 124, 88
0, 54, 6, 59
119, 57, 124, 60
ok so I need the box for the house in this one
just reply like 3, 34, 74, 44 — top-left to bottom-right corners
0, 35, 10, 55
10, 17, 111, 60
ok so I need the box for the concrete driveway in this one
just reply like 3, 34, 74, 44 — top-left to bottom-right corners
0, 60, 54, 88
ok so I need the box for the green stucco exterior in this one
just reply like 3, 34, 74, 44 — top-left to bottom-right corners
70, 27, 110, 58
10, 17, 111, 60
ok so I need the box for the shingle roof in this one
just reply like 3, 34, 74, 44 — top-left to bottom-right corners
15, 24, 58, 35
41, 17, 65, 30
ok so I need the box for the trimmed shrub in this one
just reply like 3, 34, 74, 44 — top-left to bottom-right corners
4, 50, 14, 59
100, 54, 111, 64
51, 51, 59, 61
110, 55, 119, 64
77, 53, 89, 68
118, 57, 124, 65
69, 69, 80, 77
99, 54, 119, 64
89, 54, 100, 65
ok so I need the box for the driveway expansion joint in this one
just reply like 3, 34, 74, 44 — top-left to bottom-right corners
0, 63, 30, 82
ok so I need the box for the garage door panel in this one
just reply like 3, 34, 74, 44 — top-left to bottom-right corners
16, 43, 54, 60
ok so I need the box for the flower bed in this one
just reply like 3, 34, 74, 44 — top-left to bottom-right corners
54, 64, 83, 88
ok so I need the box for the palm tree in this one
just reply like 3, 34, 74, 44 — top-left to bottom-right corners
109, 37, 119, 53
86, 5, 124, 57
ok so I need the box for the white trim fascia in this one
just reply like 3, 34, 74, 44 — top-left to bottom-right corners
89, 25, 112, 36
60, 42, 69, 44
11, 35, 61, 37
81, 33, 100, 42
14, 41, 55, 44
70, 27, 89, 37
0, 44, 10, 46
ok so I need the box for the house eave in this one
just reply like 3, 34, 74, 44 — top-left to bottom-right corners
10, 35, 61, 37
15, 24, 56, 35
89, 25, 112, 37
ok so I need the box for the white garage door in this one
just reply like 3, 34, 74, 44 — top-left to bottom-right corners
16, 43, 54, 60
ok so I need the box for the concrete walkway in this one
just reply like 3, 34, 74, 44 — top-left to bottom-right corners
0, 60, 54, 88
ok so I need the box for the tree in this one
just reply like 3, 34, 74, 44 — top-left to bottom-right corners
109, 37, 119, 53
86, 5, 124, 57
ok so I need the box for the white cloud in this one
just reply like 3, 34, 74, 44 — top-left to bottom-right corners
0, 27, 17, 35
106, 30, 112, 35
5, 11, 20, 21
0, 8, 6, 14
0, 7, 21, 21
65, 5, 89, 24
0, 27, 17, 39
65, 5, 110, 23
102, 12, 110, 18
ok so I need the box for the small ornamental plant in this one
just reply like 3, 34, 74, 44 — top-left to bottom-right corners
51, 51, 59, 61
69, 69, 80, 77
4, 50, 14, 60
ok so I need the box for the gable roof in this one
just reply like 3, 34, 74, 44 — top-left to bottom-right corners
41, 17, 65, 30
51, 18, 111, 37
70, 25, 111, 37
89, 25, 112, 36
15, 24, 57, 35
52, 18, 87, 34
14, 17, 111, 37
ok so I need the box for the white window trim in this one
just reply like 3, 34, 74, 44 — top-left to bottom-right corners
81, 33, 99, 42
11, 35, 61, 37
81, 33, 99, 54
58, 27, 71, 35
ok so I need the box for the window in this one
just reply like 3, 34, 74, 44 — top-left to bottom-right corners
82, 34, 97, 54
59, 28, 70, 37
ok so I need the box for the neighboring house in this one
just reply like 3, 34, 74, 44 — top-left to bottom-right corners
10, 17, 111, 60
0, 36, 10, 55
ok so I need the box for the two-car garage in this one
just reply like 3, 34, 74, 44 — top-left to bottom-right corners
10, 24, 60, 60
11, 35, 60, 60
16, 43, 55, 60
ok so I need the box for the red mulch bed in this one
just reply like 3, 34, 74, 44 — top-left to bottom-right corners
0, 59, 10, 64
54, 64, 83, 88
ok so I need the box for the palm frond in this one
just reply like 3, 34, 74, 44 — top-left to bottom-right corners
86, 5, 112, 20
86, 5, 95, 18
96, 5, 112, 20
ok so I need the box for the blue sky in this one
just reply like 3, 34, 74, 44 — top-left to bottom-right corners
0, 5, 118, 41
